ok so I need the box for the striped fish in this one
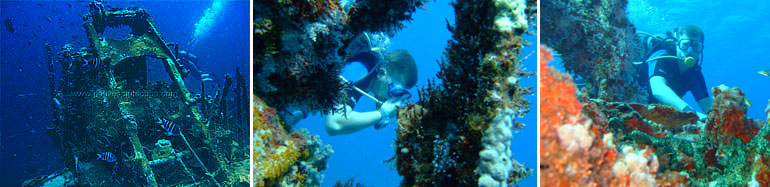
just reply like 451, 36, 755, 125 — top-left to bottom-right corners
156, 118, 179, 136
83, 55, 103, 70
96, 152, 117, 162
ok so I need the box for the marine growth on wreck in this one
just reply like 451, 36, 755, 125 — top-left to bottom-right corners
20, 1, 250, 186
394, 0, 536, 186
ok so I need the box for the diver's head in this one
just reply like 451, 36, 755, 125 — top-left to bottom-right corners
368, 50, 418, 101
675, 24, 704, 68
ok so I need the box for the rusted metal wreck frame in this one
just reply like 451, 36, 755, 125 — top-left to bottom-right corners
82, 1, 224, 186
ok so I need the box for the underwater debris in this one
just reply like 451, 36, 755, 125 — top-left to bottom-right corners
253, 96, 333, 187
394, 0, 535, 186
30, 1, 249, 186
541, 0, 647, 102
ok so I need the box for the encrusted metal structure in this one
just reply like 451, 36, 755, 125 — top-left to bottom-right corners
25, 1, 248, 186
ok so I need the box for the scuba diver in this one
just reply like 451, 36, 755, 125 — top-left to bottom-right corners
637, 24, 712, 120
167, 42, 212, 81
322, 33, 418, 136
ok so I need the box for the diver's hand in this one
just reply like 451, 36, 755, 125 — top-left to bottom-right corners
374, 100, 399, 130
379, 100, 399, 118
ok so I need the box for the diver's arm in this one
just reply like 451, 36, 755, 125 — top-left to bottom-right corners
324, 104, 382, 136
650, 76, 707, 119
697, 97, 713, 113
650, 76, 690, 110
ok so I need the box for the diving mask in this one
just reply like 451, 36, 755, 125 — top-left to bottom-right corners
677, 39, 704, 53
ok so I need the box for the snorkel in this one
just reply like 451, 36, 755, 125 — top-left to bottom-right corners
388, 82, 412, 100
683, 56, 697, 68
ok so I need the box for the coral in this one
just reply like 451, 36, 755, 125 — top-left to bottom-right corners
253, 0, 352, 116
611, 146, 659, 187
151, 139, 174, 161
707, 85, 759, 145
476, 109, 519, 187
541, 0, 647, 102
346, 0, 430, 35
542, 1, 770, 186
394, 0, 535, 186
253, 95, 333, 187
539, 47, 583, 129
540, 46, 659, 186
333, 177, 372, 187
629, 104, 699, 132
261, 144, 301, 180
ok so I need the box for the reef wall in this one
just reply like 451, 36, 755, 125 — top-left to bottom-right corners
541, 0, 647, 102
394, 0, 536, 186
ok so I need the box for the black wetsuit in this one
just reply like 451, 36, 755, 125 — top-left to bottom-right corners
646, 50, 709, 103
345, 51, 381, 108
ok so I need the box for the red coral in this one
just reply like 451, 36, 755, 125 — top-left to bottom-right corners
629, 104, 698, 131
706, 85, 758, 145
624, 116, 651, 135
758, 167, 770, 186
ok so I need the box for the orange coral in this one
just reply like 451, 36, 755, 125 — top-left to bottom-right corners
541, 46, 618, 186
253, 96, 303, 186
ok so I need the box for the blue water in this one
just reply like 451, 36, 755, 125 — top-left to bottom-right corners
628, 0, 770, 120
0, 1, 248, 186
299, 1, 538, 186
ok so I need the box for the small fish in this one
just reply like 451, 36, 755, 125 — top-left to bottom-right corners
202, 78, 214, 82
156, 118, 179, 136
83, 56, 103, 70
201, 73, 210, 78
97, 152, 117, 162
5, 19, 13, 33
759, 70, 770, 77
745, 98, 752, 107
17, 93, 35, 97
